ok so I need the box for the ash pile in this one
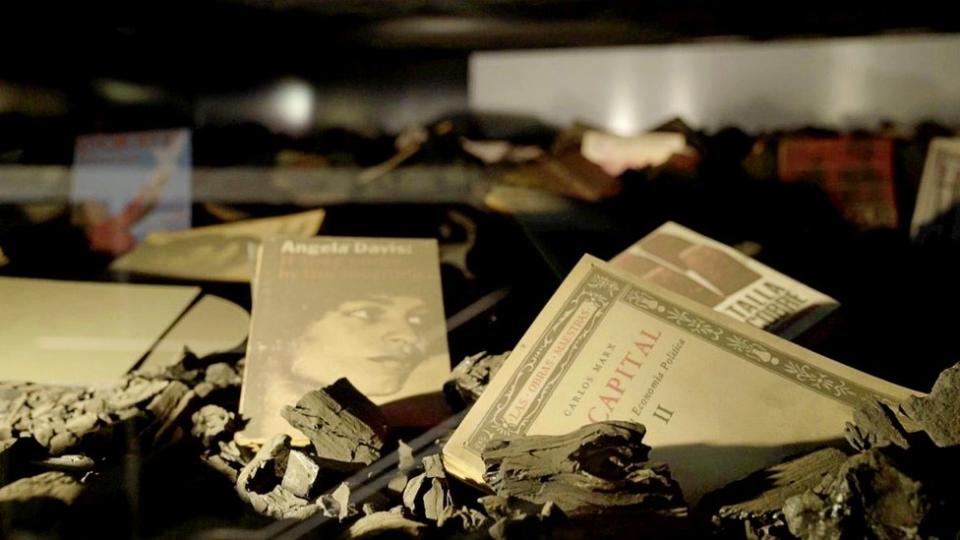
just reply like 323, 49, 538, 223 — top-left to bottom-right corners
3, 349, 960, 539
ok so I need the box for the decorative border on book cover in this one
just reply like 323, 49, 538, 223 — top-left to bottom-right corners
465, 270, 627, 452
466, 265, 900, 453
620, 285, 899, 408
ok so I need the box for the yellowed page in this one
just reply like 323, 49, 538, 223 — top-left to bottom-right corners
444, 255, 916, 503
0, 277, 199, 386
110, 209, 325, 282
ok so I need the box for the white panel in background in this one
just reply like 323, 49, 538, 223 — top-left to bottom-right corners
470, 34, 960, 133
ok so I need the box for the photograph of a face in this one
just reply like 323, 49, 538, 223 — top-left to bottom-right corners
239, 236, 450, 440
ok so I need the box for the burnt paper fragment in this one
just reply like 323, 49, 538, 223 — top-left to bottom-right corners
702, 447, 847, 537
443, 351, 510, 408
0, 471, 84, 529
482, 421, 689, 538
479, 495, 561, 540
483, 421, 684, 516
782, 448, 939, 539
281, 379, 388, 467
844, 398, 911, 452
340, 511, 427, 539
281, 450, 322, 499
317, 482, 357, 522
190, 405, 237, 449
901, 363, 960, 448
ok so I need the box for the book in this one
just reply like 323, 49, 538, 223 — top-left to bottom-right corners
70, 129, 192, 253
0, 277, 199, 386
611, 222, 838, 340
911, 137, 960, 240
110, 209, 325, 282
239, 236, 451, 441
442, 255, 916, 503
503, 149, 621, 202
778, 137, 897, 230
580, 130, 688, 176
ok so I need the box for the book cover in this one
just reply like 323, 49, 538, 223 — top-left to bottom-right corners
443, 255, 916, 502
239, 236, 451, 440
0, 277, 199, 386
503, 149, 621, 202
581, 130, 688, 176
110, 209, 324, 282
611, 222, 838, 340
911, 137, 960, 240
70, 129, 192, 252
777, 137, 897, 230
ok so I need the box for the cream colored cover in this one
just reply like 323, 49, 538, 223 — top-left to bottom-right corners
612, 222, 838, 339
443, 255, 916, 502
110, 209, 324, 282
911, 137, 960, 238
240, 236, 451, 441
0, 277, 199, 386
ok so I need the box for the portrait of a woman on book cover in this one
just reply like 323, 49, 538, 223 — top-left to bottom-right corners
239, 237, 451, 441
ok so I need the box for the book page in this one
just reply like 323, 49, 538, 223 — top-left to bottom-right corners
111, 209, 324, 282
0, 277, 199, 386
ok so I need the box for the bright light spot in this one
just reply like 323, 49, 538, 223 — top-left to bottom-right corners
270, 79, 315, 134
606, 72, 638, 136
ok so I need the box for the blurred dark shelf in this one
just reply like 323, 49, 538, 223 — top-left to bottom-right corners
4, 2, 960, 88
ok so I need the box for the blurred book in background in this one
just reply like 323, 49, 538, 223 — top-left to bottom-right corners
503, 148, 620, 203
581, 130, 689, 176
778, 137, 897, 230
912, 137, 960, 241
70, 129, 192, 255
138, 295, 250, 372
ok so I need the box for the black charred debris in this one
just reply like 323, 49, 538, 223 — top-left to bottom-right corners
1, 350, 959, 539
